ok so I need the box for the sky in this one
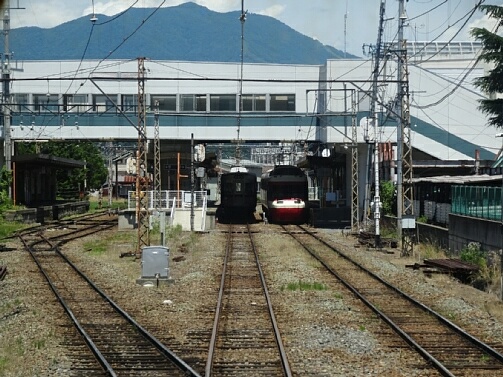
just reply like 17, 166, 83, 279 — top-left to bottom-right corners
6, 0, 503, 56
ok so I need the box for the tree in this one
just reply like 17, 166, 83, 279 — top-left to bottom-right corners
0, 166, 13, 209
17, 141, 107, 191
380, 180, 396, 216
471, 5, 503, 128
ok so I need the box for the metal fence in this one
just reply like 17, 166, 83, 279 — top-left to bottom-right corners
451, 185, 502, 221
127, 190, 208, 211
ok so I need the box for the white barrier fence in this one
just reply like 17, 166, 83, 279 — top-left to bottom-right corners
127, 190, 208, 211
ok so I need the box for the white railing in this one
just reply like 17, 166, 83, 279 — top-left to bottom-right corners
128, 190, 208, 210
309, 186, 320, 201
200, 195, 207, 231
170, 197, 176, 225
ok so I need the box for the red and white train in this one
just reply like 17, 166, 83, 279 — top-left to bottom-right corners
260, 165, 309, 224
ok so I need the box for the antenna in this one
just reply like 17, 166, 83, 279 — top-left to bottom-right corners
90, 0, 98, 23
344, 0, 348, 58
235, 0, 247, 166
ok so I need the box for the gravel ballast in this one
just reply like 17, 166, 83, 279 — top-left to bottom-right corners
1, 222, 503, 376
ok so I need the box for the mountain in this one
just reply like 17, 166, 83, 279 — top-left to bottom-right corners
4, 2, 357, 64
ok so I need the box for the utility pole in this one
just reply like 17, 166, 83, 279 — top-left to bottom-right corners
235, 0, 246, 166
136, 57, 149, 257
368, 0, 386, 248
2, 0, 12, 199
396, 0, 415, 256
153, 100, 161, 212
108, 146, 113, 207
190, 133, 195, 231
350, 90, 359, 231
2, 1, 23, 199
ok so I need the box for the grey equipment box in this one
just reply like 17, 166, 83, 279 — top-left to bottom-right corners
141, 246, 170, 278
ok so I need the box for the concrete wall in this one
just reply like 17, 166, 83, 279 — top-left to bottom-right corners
171, 209, 215, 231
118, 208, 216, 232
449, 214, 501, 254
3, 201, 89, 224
417, 222, 449, 250
310, 207, 351, 228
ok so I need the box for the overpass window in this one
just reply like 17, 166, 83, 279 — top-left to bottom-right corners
180, 94, 206, 112
210, 94, 236, 111
151, 95, 176, 111
63, 94, 90, 112
11, 93, 28, 113
270, 94, 295, 111
34, 94, 59, 113
242, 94, 266, 111
121, 95, 137, 112
93, 94, 116, 112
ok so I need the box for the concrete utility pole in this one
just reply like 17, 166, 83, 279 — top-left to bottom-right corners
368, 0, 386, 248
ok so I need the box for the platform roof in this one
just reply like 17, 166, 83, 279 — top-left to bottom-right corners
12, 154, 85, 169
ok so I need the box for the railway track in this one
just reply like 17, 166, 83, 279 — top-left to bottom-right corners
282, 224, 503, 377
205, 223, 292, 377
19, 214, 201, 377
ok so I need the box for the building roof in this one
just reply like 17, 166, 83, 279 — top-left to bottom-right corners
412, 174, 502, 185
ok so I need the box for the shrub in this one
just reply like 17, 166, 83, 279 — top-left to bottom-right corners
460, 242, 498, 291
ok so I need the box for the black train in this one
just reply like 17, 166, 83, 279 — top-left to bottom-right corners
218, 168, 257, 223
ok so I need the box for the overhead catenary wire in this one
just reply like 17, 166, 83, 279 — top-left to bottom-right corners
94, 0, 140, 26
64, 1, 141, 96
409, 0, 485, 61
30, 0, 161, 138
81, 1, 167, 87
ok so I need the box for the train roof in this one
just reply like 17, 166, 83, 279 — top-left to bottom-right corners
265, 165, 305, 177
229, 166, 248, 173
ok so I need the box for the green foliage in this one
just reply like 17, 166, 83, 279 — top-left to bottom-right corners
0, 167, 13, 210
0, 219, 27, 240
471, 5, 503, 128
282, 280, 327, 291
166, 224, 183, 240
416, 215, 428, 223
33, 339, 46, 350
418, 241, 447, 260
460, 242, 498, 291
460, 242, 486, 269
83, 239, 108, 256
379, 180, 395, 216
18, 141, 107, 192
0, 355, 7, 371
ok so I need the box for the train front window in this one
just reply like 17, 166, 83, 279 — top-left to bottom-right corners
270, 183, 305, 199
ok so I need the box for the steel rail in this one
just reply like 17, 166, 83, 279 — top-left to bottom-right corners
20, 220, 202, 377
285, 224, 503, 377
205, 224, 232, 376
205, 224, 292, 376
246, 223, 292, 377
298, 224, 503, 363
20, 234, 117, 377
